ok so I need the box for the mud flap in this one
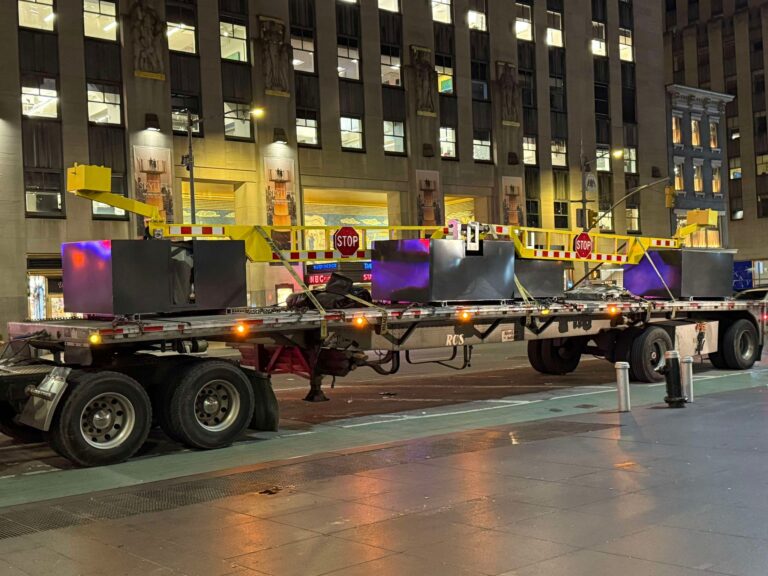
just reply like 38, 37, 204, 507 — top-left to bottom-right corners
17, 367, 72, 431
243, 368, 279, 432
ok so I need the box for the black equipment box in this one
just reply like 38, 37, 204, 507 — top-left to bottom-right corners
515, 259, 568, 298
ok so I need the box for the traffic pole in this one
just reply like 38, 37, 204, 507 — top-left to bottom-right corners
681, 356, 694, 403
615, 361, 631, 412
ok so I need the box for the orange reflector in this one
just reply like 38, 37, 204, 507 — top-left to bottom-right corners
353, 316, 367, 327
88, 333, 102, 345
459, 311, 472, 322
608, 305, 619, 316
234, 323, 248, 335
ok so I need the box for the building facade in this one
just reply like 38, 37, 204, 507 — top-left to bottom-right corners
0, 0, 667, 328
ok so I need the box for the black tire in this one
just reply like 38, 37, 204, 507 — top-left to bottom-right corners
47, 371, 152, 467
721, 319, 760, 370
614, 329, 639, 381
151, 357, 201, 442
541, 338, 582, 375
630, 326, 673, 383
167, 360, 255, 450
244, 370, 280, 432
527, 341, 548, 374
708, 351, 729, 369
0, 402, 43, 444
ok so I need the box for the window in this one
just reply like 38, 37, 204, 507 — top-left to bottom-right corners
171, 95, 200, 134
592, 21, 607, 56
84, 0, 117, 40
432, 0, 452, 24
223, 102, 252, 140
626, 207, 640, 232
468, 10, 487, 31
473, 131, 492, 162
554, 201, 569, 229
436, 55, 454, 94
730, 157, 742, 180
619, 28, 634, 62
297, 111, 319, 146
89, 125, 126, 218
551, 139, 567, 166
383, 120, 405, 154
19, 0, 55, 31
693, 163, 703, 193
710, 119, 719, 149
672, 115, 682, 145
758, 154, 768, 176
291, 30, 315, 73
523, 136, 537, 165
596, 146, 611, 172
21, 78, 58, 119
220, 22, 248, 62
713, 164, 722, 194
624, 147, 637, 173
516, 3, 533, 42
674, 160, 684, 190
728, 116, 740, 141
471, 61, 489, 101
340, 116, 363, 149
87, 83, 121, 124
167, 22, 196, 53
440, 126, 457, 158
381, 46, 401, 86
25, 171, 62, 215
337, 40, 360, 79
379, 0, 399, 11
691, 117, 701, 147
546, 11, 563, 47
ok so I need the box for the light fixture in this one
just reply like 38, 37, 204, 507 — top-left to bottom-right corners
292, 59, 304, 66
251, 107, 265, 119
273, 128, 288, 144
611, 149, 624, 159
144, 113, 161, 131
103, 20, 118, 32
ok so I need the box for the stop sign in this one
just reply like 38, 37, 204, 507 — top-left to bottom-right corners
333, 226, 360, 257
573, 232, 594, 259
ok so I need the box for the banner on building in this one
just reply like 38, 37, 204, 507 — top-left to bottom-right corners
264, 157, 297, 227
502, 176, 524, 226
416, 170, 443, 226
133, 145, 173, 235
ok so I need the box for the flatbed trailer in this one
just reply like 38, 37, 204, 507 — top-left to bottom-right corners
0, 296, 764, 467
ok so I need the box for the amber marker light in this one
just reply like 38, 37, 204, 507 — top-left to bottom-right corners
608, 305, 620, 316
353, 316, 367, 328
88, 333, 102, 345
234, 323, 248, 335
459, 310, 472, 322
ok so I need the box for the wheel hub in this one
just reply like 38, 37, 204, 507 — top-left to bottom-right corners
202, 396, 220, 415
79, 393, 135, 450
194, 379, 240, 432
91, 409, 113, 430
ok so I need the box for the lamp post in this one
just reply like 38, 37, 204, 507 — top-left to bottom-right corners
587, 177, 671, 233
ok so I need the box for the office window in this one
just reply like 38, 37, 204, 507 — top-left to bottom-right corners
691, 117, 702, 147
291, 30, 315, 73
516, 3, 533, 42
432, 0, 452, 24
730, 157, 742, 180
468, 10, 487, 31
84, 0, 117, 41
619, 28, 634, 61
592, 21, 607, 56
297, 111, 319, 146
440, 126, 457, 158
340, 116, 363, 149
379, 0, 398, 11
381, 46, 401, 86
674, 160, 684, 190
713, 165, 722, 194
223, 102, 252, 140
171, 94, 200, 134
436, 55, 454, 94
523, 136, 537, 165
693, 164, 703, 193
87, 83, 121, 124
728, 116, 740, 141
554, 201, 569, 229
626, 207, 640, 233
672, 115, 682, 144
758, 155, 768, 176
22, 79, 58, 119
473, 131, 492, 162
25, 171, 62, 215
337, 40, 360, 79
596, 146, 611, 172
551, 139, 567, 166
710, 119, 719, 149
19, 0, 55, 31
624, 147, 637, 173
546, 11, 563, 47
220, 22, 248, 62
167, 22, 196, 53
383, 120, 405, 154
89, 125, 126, 218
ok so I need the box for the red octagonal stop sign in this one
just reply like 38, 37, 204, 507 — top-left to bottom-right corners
333, 226, 360, 257
573, 232, 594, 259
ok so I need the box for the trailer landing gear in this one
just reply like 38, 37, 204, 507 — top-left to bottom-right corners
304, 374, 330, 403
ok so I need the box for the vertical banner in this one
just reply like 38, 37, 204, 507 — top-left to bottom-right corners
416, 170, 443, 226
133, 145, 173, 235
265, 158, 297, 250
502, 176, 524, 226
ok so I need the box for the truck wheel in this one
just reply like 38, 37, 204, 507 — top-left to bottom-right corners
243, 370, 279, 432
614, 329, 639, 381
721, 319, 759, 370
708, 352, 728, 369
0, 402, 43, 444
167, 361, 254, 450
47, 372, 152, 467
541, 338, 582, 375
151, 357, 201, 443
527, 341, 548, 374
630, 326, 673, 383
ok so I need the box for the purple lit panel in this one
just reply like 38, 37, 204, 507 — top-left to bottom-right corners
62, 241, 115, 315
372, 239, 432, 303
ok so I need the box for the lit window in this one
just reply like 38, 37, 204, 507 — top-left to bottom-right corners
523, 136, 537, 165
436, 55, 454, 94
728, 116, 740, 141
709, 119, 719, 149
473, 131, 492, 162
624, 147, 637, 173
337, 40, 360, 79
619, 28, 634, 62
87, 83, 121, 124
21, 78, 58, 118
468, 10, 487, 31
171, 95, 200, 134
341, 116, 363, 150
291, 30, 315, 74
551, 139, 567, 167
730, 157, 741, 180
674, 161, 685, 190
220, 22, 248, 62
546, 11, 563, 47
432, 0, 452, 24
554, 200, 569, 229
297, 111, 319, 146
167, 22, 197, 54
440, 126, 457, 158
516, 3, 533, 42
19, 0, 54, 31
758, 154, 768, 176
25, 171, 62, 215
596, 146, 611, 172
383, 120, 405, 154
592, 21, 607, 56
381, 46, 401, 86
672, 115, 682, 145
378, 0, 399, 11
84, 0, 117, 40
691, 117, 702, 147
626, 207, 640, 232
223, 102, 252, 140
693, 164, 704, 193
712, 164, 722, 194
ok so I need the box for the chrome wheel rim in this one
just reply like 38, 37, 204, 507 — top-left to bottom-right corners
80, 393, 135, 450
194, 379, 240, 432
739, 331, 756, 360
